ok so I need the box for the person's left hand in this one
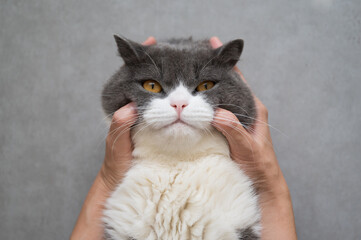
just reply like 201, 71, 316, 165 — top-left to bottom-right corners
100, 37, 157, 191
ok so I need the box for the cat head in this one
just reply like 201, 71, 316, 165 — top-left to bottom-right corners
102, 36, 255, 150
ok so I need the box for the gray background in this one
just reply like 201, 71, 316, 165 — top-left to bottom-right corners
1, 0, 360, 239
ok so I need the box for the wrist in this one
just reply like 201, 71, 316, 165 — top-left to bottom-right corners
259, 175, 291, 204
251, 149, 288, 194
71, 171, 113, 240
259, 177, 297, 240
99, 163, 119, 193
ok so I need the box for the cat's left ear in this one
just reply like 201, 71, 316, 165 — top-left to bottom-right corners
114, 35, 145, 65
214, 39, 244, 68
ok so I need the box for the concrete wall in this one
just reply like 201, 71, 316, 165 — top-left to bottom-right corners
1, 0, 360, 239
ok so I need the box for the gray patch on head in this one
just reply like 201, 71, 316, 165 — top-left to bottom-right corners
102, 36, 255, 126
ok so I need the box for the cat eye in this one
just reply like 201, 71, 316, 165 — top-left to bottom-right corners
196, 81, 215, 92
143, 80, 162, 93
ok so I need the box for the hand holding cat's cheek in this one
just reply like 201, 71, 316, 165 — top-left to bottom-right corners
210, 36, 281, 183
212, 108, 253, 155
212, 106, 281, 190
212, 108, 264, 182
70, 38, 157, 240
99, 37, 155, 191
101, 103, 137, 191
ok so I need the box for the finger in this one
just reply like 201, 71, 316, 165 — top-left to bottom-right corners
212, 108, 252, 143
210, 36, 223, 48
250, 97, 272, 139
107, 103, 137, 155
254, 98, 268, 122
109, 102, 137, 135
142, 36, 156, 46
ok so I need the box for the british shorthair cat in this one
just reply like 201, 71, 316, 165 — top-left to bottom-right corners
101, 36, 260, 240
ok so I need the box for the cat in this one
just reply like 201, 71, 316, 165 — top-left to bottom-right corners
101, 35, 260, 240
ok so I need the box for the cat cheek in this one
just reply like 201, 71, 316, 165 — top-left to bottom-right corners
181, 98, 214, 128
142, 98, 178, 128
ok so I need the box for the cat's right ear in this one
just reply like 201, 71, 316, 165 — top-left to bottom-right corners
213, 39, 244, 68
114, 35, 145, 65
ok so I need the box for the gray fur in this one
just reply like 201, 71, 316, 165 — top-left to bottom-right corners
237, 227, 260, 240
102, 36, 256, 127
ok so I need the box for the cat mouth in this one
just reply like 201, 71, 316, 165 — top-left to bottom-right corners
165, 119, 192, 128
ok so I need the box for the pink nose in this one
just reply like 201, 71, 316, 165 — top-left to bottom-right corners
171, 101, 188, 117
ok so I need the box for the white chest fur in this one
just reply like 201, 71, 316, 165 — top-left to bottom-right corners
103, 130, 260, 240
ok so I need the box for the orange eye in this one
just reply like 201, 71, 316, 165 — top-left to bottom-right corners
196, 81, 215, 92
143, 80, 162, 93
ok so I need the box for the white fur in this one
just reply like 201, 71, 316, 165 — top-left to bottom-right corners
103, 85, 260, 240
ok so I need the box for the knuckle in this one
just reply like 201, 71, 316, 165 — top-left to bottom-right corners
257, 141, 267, 152
112, 111, 128, 124
105, 135, 113, 146
223, 111, 239, 123
259, 103, 267, 112
259, 104, 268, 118
263, 108, 269, 119
229, 120, 240, 129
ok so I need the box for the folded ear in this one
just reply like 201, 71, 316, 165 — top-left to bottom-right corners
214, 39, 244, 68
114, 35, 145, 65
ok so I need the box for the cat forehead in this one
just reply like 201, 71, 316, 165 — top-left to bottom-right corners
135, 45, 217, 88
146, 44, 214, 64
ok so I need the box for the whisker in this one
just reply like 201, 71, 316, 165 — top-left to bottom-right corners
199, 54, 219, 76
231, 113, 287, 137
212, 103, 250, 115
213, 116, 274, 148
95, 120, 138, 151
213, 116, 246, 128
212, 119, 255, 158
110, 122, 147, 158
136, 48, 161, 77
132, 122, 153, 139
212, 103, 286, 136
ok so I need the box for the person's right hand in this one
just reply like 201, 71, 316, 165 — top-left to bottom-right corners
209, 36, 285, 194
210, 36, 297, 240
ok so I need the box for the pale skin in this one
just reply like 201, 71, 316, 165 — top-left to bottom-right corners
71, 36, 297, 240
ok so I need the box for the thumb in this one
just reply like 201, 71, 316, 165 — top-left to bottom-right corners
108, 103, 137, 153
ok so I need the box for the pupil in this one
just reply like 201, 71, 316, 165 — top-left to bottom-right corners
204, 83, 208, 89
150, 83, 155, 89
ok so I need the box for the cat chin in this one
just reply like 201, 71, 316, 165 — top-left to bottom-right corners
131, 123, 209, 153
160, 121, 202, 137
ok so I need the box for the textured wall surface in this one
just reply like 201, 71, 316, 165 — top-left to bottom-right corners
1, 0, 360, 239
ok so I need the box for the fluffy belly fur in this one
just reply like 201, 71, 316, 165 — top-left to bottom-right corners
103, 152, 260, 240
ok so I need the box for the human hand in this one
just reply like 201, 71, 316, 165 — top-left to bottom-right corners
210, 36, 284, 194
210, 37, 297, 240
100, 37, 156, 191
71, 37, 157, 240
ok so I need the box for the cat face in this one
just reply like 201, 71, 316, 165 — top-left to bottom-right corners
102, 36, 255, 142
